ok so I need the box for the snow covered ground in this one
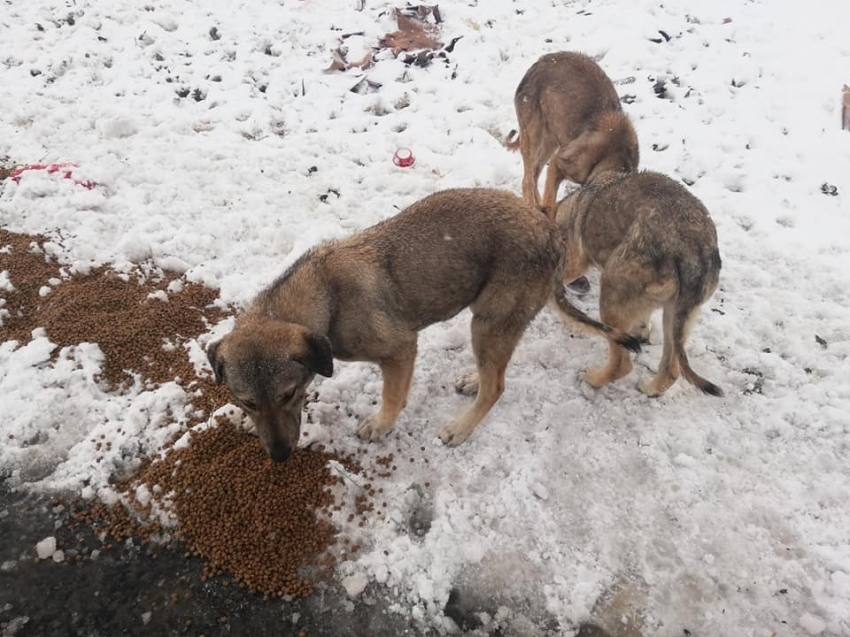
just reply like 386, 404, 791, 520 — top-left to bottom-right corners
2, 0, 850, 634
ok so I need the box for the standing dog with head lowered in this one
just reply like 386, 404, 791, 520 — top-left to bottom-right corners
553, 171, 723, 397
507, 51, 639, 218
206, 188, 640, 461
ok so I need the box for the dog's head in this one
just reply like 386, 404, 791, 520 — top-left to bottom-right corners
555, 111, 639, 184
206, 320, 333, 462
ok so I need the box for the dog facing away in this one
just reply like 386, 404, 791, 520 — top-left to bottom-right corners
207, 188, 641, 461
552, 171, 723, 397
506, 51, 639, 217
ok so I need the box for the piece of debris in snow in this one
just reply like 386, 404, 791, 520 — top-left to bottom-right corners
444, 35, 462, 53
328, 6, 450, 75
399, 4, 442, 24
326, 47, 374, 73
378, 6, 442, 57
842, 85, 850, 131
326, 31, 374, 72
649, 29, 672, 43
820, 183, 838, 196
349, 77, 382, 94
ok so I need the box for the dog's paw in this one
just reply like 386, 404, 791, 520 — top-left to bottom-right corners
438, 422, 473, 446
454, 371, 479, 396
637, 376, 664, 397
357, 413, 394, 441
580, 368, 608, 388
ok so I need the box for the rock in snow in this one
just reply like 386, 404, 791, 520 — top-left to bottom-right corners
35, 537, 56, 560
341, 572, 369, 597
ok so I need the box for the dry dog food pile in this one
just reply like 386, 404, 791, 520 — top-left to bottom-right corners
36, 267, 225, 388
1, 229, 376, 598
0, 229, 226, 389
0, 229, 63, 345
128, 423, 357, 598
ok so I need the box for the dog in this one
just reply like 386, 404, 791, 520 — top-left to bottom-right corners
506, 51, 639, 218
552, 171, 723, 397
206, 188, 640, 461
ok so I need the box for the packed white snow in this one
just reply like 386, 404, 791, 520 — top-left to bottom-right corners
2, 0, 850, 634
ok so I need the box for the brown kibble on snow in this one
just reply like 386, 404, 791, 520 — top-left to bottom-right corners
0, 230, 226, 392
127, 422, 365, 598
0, 230, 377, 599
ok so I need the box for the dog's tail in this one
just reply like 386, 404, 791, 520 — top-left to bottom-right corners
551, 283, 642, 354
505, 129, 521, 151
674, 335, 722, 396
671, 257, 723, 397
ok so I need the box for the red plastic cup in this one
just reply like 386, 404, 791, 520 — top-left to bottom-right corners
393, 148, 415, 168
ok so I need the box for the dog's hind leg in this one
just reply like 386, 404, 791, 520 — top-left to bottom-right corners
580, 274, 650, 388
519, 118, 554, 211
582, 338, 634, 388
540, 158, 563, 219
639, 303, 721, 397
560, 243, 591, 287
637, 303, 678, 396
440, 277, 551, 447
357, 342, 417, 441
439, 313, 521, 446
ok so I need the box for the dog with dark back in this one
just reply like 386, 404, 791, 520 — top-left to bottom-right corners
553, 171, 723, 397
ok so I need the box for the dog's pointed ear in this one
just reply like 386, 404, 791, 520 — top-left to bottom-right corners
206, 340, 226, 385
301, 333, 333, 377
555, 131, 604, 184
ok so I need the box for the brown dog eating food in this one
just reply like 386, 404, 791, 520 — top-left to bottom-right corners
552, 171, 723, 397
507, 51, 640, 218
207, 188, 641, 461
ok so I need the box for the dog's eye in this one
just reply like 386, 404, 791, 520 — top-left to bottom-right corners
240, 400, 258, 412
278, 389, 296, 404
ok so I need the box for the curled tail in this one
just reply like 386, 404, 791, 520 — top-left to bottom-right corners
552, 284, 642, 354
505, 129, 521, 151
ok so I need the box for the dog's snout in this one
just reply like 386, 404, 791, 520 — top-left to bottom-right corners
268, 441, 292, 463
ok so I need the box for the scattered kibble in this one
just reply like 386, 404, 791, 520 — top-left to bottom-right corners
1, 229, 378, 599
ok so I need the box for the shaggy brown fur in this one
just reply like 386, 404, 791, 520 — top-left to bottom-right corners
552, 171, 723, 397
506, 52, 639, 217
207, 188, 642, 461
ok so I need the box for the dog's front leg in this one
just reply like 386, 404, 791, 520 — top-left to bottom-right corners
357, 350, 416, 441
